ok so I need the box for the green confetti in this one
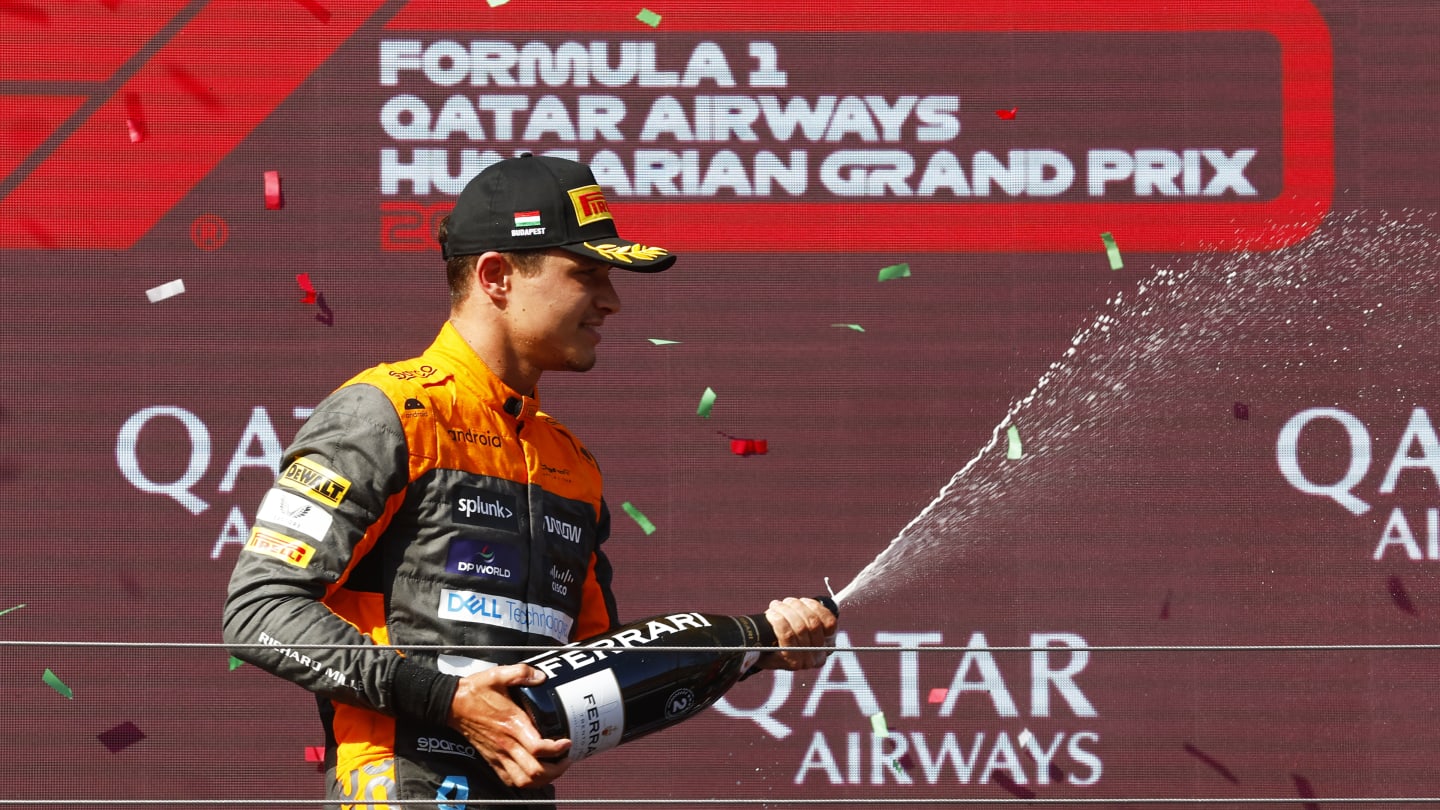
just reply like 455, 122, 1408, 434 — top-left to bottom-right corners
1006, 424, 1023, 459
697, 386, 716, 419
0, 603, 25, 619
647, 338, 681, 346
1100, 231, 1124, 270
43, 668, 73, 700
229, 656, 245, 672
869, 711, 889, 736
636, 7, 661, 26
621, 501, 657, 535
877, 263, 911, 282
830, 323, 865, 332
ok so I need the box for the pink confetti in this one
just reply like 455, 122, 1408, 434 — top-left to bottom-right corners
264, 170, 283, 210
927, 688, 947, 704
315, 292, 334, 326
1183, 742, 1240, 784
124, 92, 146, 143
1387, 575, 1417, 615
96, 722, 145, 753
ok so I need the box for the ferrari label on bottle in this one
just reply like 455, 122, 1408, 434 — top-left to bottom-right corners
555, 669, 625, 761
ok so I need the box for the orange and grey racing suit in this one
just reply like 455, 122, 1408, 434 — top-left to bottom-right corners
224, 321, 619, 808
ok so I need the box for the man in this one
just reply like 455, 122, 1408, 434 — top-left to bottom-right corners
222, 154, 837, 808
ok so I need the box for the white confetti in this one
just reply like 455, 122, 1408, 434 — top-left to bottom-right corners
145, 279, 186, 303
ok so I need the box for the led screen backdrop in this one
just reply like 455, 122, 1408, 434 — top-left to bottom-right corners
2, 0, 1438, 807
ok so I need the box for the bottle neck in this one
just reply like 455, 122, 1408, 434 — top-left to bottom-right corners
742, 613, 779, 647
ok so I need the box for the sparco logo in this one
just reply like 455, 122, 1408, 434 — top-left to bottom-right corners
458, 496, 513, 520
447, 427, 503, 446
416, 736, 477, 759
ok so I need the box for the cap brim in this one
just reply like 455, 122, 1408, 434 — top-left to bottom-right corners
559, 238, 676, 273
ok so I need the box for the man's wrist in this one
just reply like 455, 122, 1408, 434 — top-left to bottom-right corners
392, 658, 462, 726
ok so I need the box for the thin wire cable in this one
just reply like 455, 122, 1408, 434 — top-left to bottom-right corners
1, 799, 1439, 806
2, 640, 1440, 652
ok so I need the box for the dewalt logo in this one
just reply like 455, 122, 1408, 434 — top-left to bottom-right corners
277, 457, 351, 508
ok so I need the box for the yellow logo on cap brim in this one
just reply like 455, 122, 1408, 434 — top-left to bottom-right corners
568, 184, 613, 227
583, 242, 670, 264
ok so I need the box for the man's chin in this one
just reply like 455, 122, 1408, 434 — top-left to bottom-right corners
562, 353, 598, 373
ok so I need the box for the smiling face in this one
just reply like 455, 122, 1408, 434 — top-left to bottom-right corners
503, 249, 621, 378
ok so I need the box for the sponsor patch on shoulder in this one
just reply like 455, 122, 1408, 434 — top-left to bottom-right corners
277, 457, 351, 507
243, 526, 316, 568
256, 488, 334, 541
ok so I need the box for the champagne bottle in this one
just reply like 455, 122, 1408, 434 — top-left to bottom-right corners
512, 597, 838, 761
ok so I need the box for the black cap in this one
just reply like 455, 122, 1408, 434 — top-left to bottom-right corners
441, 154, 676, 272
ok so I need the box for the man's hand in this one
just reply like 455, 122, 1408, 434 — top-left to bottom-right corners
757, 596, 838, 671
446, 664, 572, 789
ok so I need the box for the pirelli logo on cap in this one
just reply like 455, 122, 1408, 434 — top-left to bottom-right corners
243, 527, 316, 569
277, 457, 351, 507
567, 184, 612, 228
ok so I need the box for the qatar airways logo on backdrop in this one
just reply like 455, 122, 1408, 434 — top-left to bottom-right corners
115, 404, 314, 561
715, 629, 1100, 790
1278, 406, 1440, 561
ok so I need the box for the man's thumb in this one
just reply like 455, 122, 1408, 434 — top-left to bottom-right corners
504, 663, 547, 686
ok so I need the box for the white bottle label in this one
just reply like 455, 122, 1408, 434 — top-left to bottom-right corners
554, 669, 626, 761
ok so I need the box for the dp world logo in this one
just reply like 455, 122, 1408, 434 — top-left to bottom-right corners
665, 688, 697, 718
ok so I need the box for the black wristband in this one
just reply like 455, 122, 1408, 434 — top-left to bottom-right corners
392, 658, 461, 727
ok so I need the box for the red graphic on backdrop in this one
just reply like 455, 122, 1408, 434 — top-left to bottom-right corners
383, 0, 1334, 253
0, 1, 387, 250
190, 214, 228, 251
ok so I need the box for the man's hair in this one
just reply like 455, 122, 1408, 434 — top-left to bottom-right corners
437, 215, 545, 308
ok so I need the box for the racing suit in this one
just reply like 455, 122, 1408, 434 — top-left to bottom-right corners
223, 321, 619, 808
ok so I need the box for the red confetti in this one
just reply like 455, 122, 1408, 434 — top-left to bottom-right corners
1183, 742, 1240, 784
1387, 575, 1417, 615
264, 170, 283, 210
96, 722, 145, 753
166, 64, 222, 113
995, 107, 1017, 120
1233, 402, 1249, 420
730, 438, 768, 456
124, 92, 146, 144
291, 0, 331, 22
927, 688, 947, 704
296, 272, 317, 304
304, 745, 325, 762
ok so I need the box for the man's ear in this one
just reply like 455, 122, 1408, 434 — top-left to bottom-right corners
473, 251, 512, 306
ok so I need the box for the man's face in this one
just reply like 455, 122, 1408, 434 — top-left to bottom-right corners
505, 249, 621, 375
